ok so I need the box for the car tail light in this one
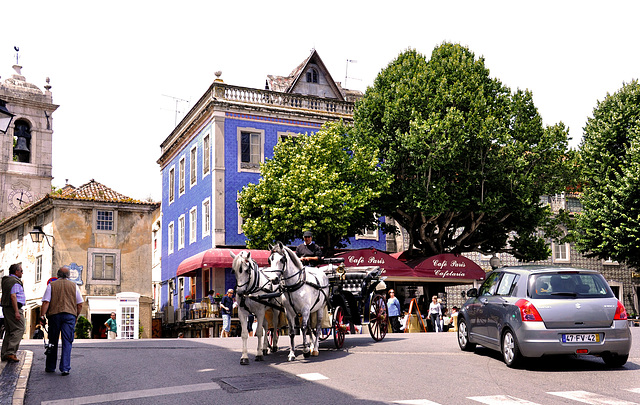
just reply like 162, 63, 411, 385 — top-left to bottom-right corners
614, 300, 628, 320
515, 299, 543, 321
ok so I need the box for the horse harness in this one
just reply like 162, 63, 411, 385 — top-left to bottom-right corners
274, 250, 329, 314
235, 258, 282, 313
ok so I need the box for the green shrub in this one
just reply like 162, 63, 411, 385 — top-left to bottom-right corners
75, 316, 92, 339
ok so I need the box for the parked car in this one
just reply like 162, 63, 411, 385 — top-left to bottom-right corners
457, 266, 632, 368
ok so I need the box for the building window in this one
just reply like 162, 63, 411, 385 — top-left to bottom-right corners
168, 166, 175, 203
168, 222, 174, 254
190, 145, 197, 188
202, 198, 210, 237
203, 133, 210, 176
179, 157, 185, 195
178, 215, 185, 250
306, 68, 318, 83
96, 210, 114, 231
356, 228, 379, 241
35, 255, 42, 283
87, 248, 121, 285
237, 128, 264, 172
552, 242, 570, 263
17, 225, 24, 245
189, 207, 197, 244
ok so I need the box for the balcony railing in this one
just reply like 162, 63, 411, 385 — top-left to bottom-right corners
213, 83, 355, 116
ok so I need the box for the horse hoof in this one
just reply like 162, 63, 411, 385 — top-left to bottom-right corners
240, 358, 249, 365
288, 355, 296, 362
262, 349, 269, 356
311, 351, 319, 357
255, 355, 263, 362
271, 346, 278, 353
303, 351, 311, 358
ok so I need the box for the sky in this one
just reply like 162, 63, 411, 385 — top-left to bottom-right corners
1, 1, 639, 202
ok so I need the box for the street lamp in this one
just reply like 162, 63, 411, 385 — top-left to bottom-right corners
30, 226, 54, 247
489, 254, 501, 270
0, 99, 14, 134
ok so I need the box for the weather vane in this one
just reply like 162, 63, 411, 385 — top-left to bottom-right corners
14, 46, 20, 65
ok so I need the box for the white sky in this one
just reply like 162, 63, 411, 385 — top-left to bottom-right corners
2, 1, 639, 202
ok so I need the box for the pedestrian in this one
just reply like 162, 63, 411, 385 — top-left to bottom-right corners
428, 295, 442, 333
296, 231, 323, 266
0, 306, 4, 340
40, 266, 84, 375
220, 289, 234, 337
387, 290, 402, 333
33, 324, 45, 339
104, 312, 117, 339
1, 263, 26, 363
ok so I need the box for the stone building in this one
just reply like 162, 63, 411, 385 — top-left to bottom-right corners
0, 180, 159, 339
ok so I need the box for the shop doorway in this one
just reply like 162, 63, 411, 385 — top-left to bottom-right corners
91, 313, 110, 339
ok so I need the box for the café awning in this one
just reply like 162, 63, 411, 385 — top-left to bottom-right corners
335, 248, 416, 278
177, 248, 271, 277
413, 253, 486, 280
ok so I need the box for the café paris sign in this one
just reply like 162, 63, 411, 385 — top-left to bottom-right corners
344, 254, 386, 267
432, 257, 468, 278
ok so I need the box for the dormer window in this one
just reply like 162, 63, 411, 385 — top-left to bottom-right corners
306, 68, 318, 83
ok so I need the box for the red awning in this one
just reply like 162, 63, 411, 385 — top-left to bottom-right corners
335, 248, 416, 278
176, 248, 271, 277
413, 253, 486, 280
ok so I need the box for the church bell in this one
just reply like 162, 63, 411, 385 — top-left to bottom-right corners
14, 135, 30, 154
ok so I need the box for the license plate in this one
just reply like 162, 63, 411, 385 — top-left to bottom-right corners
562, 333, 600, 343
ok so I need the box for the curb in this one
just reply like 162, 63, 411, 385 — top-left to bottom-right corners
13, 350, 32, 405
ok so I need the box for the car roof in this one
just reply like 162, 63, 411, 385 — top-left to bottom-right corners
492, 265, 600, 276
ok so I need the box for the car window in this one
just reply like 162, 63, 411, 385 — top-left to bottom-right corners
496, 273, 518, 296
478, 272, 501, 296
529, 273, 614, 299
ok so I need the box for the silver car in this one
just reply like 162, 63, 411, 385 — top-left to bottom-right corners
457, 266, 632, 368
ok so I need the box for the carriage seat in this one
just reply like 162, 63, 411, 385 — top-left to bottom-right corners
341, 272, 368, 296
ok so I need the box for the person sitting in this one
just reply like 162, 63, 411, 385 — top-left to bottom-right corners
32, 324, 45, 339
296, 231, 323, 267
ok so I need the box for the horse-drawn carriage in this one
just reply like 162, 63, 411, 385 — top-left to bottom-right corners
230, 244, 389, 364
319, 257, 389, 349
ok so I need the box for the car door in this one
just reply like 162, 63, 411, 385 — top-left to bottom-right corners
470, 271, 502, 343
484, 272, 519, 348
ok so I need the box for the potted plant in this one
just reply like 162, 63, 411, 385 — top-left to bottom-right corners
184, 295, 193, 304
214, 293, 222, 302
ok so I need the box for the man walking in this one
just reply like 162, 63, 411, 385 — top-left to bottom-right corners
1, 263, 26, 363
41, 266, 84, 375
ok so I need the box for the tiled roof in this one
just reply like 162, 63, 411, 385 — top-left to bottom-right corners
53, 179, 154, 204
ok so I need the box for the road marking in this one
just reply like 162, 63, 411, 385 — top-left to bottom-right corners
41, 382, 221, 405
548, 390, 639, 405
297, 372, 328, 381
468, 395, 541, 404
626, 388, 640, 394
394, 400, 442, 404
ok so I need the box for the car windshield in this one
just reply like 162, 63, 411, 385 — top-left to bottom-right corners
529, 272, 614, 299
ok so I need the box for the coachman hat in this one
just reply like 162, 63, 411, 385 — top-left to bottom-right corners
303, 231, 313, 237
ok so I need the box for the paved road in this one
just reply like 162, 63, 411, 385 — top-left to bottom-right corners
10, 327, 640, 404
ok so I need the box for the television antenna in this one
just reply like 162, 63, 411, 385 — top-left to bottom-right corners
161, 94, 190, 126
344, 59, 361, 89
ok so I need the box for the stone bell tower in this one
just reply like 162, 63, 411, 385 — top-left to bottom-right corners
0, 62, 59, 220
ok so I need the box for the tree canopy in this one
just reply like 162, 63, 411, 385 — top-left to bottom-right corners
575, 80, 640, 268
238, 122, 390, 252
354, 43, 577, 260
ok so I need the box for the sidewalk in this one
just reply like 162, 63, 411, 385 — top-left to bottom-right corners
0, 349, 33, 405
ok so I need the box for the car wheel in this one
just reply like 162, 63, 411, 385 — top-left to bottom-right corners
502, 329, 523, 368
457, 318, 476, 351
602, 353, 628, 367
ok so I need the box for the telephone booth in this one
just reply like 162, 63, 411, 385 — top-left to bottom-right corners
116, 292, 140, 339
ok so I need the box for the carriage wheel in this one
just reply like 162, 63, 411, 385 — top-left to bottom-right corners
318, 327, 331, 341
333, 305, 347, 349
368, 293, 388, 342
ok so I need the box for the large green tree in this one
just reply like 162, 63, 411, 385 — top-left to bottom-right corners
354, 44, 577, 260
576, 80, 640, 268
238, 122, 390, 252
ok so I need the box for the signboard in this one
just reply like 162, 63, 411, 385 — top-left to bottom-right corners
68, 262, 83, 285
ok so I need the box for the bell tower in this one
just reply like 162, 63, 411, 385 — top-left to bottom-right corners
0, 62, 59, 220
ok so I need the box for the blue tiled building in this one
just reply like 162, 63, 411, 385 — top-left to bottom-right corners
156, 51, 389, 324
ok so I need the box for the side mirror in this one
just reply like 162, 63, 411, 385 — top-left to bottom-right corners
466, 288, 478, 298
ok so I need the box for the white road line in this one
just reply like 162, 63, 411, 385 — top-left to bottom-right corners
626, 388, 640, 394
468, 395, 541, 405
41, 382, 221, 405
297, 372, 329, 381
394, 400, 442, 405
548, 390, 639, 405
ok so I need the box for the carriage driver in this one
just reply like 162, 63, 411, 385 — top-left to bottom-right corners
296, 231, 323, 267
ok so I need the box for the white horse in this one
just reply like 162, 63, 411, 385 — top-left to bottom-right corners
268, 242, 329, 361
230, 251, 283, 365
